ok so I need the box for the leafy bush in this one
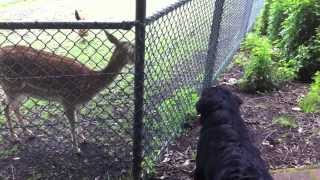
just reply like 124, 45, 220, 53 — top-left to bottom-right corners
238, 33, 299, 92
275, 58, 301, 82
294, 28, 320, 81
233, 33, 262, 68
267, 0, 294, 41
259, 0, 272, 35
241, 33, 263, 52
280, 0, 320, 55
239, 35, 277, 92
299, 72, 320, 112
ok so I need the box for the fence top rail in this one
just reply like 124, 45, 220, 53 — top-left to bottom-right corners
146, 0, 192, 25
0, 21, 135, 30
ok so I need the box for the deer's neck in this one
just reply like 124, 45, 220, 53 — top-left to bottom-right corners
98, 51, 128, 85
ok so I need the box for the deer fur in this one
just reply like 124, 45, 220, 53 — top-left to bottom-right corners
0, 31, 135, 153
75, 10, 89, 39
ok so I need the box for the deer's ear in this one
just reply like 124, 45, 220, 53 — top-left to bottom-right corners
104, 31, 120, 46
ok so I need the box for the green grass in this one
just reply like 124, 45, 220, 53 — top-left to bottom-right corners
0, 0, 38, 9
273, 115, 298, 129
299, 72, 320, 113
143, 87, 199, 174
0, 1, 211, 177
0, 29, 135, 128
0, 144, 18, 159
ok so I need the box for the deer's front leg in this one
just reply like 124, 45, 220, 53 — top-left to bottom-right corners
64, 104, 81, 153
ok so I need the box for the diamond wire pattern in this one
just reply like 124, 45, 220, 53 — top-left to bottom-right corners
142, 0, 264, 174
0, 28, 135, 179
0, 0, 264, 178
143, 0, 214, 171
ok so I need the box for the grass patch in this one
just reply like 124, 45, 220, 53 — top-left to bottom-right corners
143, 87, 199, 174
273, 115, 298, 129
0, 144, 18, 159
299, 72, 320, 113
0, 29, 135, 123
0, 0, 38, 9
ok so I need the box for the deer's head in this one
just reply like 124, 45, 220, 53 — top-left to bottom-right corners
104, 30, 135, 65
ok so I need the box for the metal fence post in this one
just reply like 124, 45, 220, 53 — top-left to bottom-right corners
202, 0, 226, 89
133, 0, 146, 179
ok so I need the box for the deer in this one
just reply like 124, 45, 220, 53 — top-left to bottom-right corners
74, 10, 89, 40
0, 31, 135, 153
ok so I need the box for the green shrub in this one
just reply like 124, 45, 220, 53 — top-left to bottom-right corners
233, 33, 262, 68
294, 28, 320, 81
259, 0, 273, 35
267, 0, 294, 41
238, 33, 299, 92
299, 72, 320, 112
241, 33, 263, 52
280, 0, 320, 55
239, 35, 277, 92
275, 58, 301, 82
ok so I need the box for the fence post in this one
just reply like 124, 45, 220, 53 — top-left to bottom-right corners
202, 0, 226, 89
133, 0, 146, 179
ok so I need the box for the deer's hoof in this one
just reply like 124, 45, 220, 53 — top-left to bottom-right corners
24, 129, 34, 136
9, 134, 20, 144
74, 147, 82, 156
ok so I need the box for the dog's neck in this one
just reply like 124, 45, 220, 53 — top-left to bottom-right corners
200, 109, 235, 129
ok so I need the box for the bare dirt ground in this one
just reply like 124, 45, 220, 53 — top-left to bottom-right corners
152, 64, 320, 180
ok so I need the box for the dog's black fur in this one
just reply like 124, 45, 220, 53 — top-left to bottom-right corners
194, 86, 273, 180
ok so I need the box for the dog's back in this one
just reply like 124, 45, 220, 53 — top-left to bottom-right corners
196, 125, 271, 180
195, 86, 273, 180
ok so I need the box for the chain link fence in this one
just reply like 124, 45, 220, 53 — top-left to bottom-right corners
0, 0, 264, 179
0, 25, 136, 179
142, 0, 264, 177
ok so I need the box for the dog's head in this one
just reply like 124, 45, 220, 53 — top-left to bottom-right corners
196, 86, 243, 116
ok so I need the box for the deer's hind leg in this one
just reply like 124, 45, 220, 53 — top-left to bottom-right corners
11, 97, 34, 137
3, 93, 22, 142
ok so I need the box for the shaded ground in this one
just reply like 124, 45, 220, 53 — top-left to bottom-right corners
152, 64, 320, 179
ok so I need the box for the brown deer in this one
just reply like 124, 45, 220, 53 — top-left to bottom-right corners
75, 10, 89, 40
0, 31, 135, 153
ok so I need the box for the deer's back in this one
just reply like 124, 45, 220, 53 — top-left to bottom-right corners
0, 46, 99, 104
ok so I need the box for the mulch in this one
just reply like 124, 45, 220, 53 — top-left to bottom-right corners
152, 64, 320, 180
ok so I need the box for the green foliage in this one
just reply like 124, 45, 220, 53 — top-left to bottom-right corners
143, 87, 199, 174
273, 115, 298, 128
238, 33, 300, 92
299, 72, 320, 112
233, 52, 249, 67
275, 58, 301, 82
241, 33, 263, 52
259, 0, 273, 35
280, 0, 320, 55
0, 145, 18, 158
239, 35, 277, 92
267, 0, 295, 41
155, 88, 199, 134
294, 28, 320, 81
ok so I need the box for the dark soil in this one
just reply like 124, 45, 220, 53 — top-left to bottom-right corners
152, 64, 320, 180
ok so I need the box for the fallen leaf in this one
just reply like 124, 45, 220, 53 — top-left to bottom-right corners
292, 107, 301, 111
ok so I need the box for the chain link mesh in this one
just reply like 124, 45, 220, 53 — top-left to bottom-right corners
142, 0, 264, 176
0, 0, 264, 179
0, 28, 135, 179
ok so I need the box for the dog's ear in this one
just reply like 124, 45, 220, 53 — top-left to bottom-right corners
196, 98, 221, 115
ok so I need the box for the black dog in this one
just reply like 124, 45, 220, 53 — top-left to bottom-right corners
194, 86, 273, 180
